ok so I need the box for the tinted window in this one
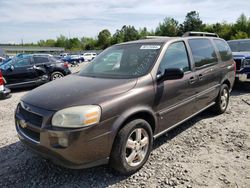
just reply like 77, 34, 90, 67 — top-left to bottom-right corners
33, 56, 49, 64
188, 39, 218, 68
14, 57, 31, 68
214, 39, 232, 61
159, 42, 190, 73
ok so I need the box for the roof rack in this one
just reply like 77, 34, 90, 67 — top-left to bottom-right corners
182, 31, 219, 38
145, 36, 170, 39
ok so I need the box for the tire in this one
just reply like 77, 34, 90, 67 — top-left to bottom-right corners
211, 84, 230, 114
110, 119, 153, 175
50, 71, 64, 81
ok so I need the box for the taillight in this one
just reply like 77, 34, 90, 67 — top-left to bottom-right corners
0, 70, 4, 86
63, 62, 69, 68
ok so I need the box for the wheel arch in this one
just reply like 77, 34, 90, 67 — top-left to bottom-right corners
108, 106, 157, 162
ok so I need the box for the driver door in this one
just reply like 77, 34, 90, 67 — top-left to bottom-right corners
155, 41, 198, 132
4, 56, 37, 85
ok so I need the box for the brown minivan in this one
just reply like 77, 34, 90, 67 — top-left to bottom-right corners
15, 32, 235, 174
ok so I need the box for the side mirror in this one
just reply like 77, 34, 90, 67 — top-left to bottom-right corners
157, 68, 184, 82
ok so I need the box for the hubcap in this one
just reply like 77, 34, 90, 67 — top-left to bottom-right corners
52, 73, 63, 80
220, 88, 229, 110
125, 128, 149, 167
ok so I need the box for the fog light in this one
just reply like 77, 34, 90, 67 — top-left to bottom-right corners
58, 137, 68, 147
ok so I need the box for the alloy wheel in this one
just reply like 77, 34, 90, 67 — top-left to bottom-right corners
125, 128, 149, 167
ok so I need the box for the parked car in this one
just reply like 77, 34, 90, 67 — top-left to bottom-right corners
62, 55, 84, 66
228, 39, 250, 82
15, 32, 235, 175
0, 70, 11, 99
0, 57, 5, 64
82, 52, 97, 61
0, 54, 71, 89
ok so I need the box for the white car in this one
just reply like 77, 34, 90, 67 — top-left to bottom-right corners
82, 53, 97, 61
0, 57, 5, 64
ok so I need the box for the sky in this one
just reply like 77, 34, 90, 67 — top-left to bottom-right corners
0, 0, 249, 44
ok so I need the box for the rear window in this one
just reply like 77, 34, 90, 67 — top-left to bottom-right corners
214, 39, 232, 61
188, 39, 218, 68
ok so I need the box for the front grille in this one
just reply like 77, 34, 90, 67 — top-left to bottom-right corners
19, 105, 43, 127
19, 125, 40, 143
234, 59, 242, 70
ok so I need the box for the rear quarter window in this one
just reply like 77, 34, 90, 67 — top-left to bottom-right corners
214, 39, 232, 62
188, 39, 218, 68
33, 56, 49, 64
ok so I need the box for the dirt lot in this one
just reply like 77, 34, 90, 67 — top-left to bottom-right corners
0, 65, 249, 187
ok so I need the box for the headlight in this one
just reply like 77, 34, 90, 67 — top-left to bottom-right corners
243, 59, 250, 67
52, 105, 101, 128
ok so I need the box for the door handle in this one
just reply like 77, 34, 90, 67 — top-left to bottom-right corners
198, 74, 203, 80
189, 76, 196, 84
27, 67, 33, 70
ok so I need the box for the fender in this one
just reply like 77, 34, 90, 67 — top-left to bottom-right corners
110, 105, 158, 138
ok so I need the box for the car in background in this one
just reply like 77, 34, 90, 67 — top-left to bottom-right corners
81, 52, 97, 61
0, 54, 71, 89
62, 55, 84, 66
0, 69, 11, 99
0, 57, 6, 65
228, 39, 250, 82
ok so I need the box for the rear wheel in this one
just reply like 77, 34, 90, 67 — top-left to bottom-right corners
212, 84, 230, 114
51, 71, 64, 80
110, 119, 153, 175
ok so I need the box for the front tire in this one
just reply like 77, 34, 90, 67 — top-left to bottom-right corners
110, 119, 153, 175
212, 84, 230, 114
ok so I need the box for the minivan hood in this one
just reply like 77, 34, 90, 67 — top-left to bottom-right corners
22, 74, 137, 111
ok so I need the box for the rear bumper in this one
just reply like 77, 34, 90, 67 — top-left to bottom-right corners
0, 87, 11, 99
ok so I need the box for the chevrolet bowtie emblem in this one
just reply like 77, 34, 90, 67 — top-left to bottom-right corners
19, 120, 27, 129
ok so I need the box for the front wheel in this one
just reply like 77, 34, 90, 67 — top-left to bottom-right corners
110, 119, 153, 175
211, 84, 230, 114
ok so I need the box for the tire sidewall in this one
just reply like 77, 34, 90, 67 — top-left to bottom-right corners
218, 84, 230, 113
113, 119, 153, 174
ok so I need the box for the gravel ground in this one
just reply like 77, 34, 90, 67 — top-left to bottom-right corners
0, 65, 249, 187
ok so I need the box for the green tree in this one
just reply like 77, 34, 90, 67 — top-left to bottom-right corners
81, 37, 97, 50
155, 17, 179, 36
97, 29, 111, 49
55, 35, 68, 48
138, 27, 153, 39
122, 25, 140, 42
231, 31, 249, 40
181, 11, 204, 34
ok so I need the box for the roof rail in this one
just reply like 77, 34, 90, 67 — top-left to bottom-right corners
182, 31, 219, 38
145, 36, 170, 39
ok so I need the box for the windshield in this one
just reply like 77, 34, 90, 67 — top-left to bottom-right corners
228, 40, 250, 52
79, 43, 163, 78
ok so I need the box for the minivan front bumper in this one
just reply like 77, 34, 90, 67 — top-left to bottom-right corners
15, 103, 115, 169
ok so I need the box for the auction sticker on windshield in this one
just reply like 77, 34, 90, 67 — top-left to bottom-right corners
140, 45, 161, 50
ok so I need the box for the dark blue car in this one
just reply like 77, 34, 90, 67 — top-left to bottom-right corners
62, 55, 84, 66
228, 39, 250, 82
